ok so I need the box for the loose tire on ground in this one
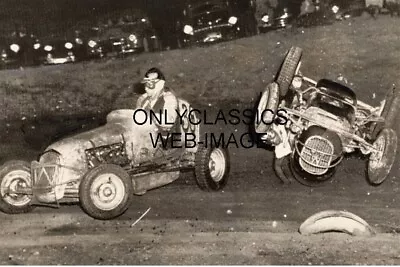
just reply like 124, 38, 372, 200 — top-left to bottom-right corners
367, 128, 397, 185
276, 46, 302, 97
79, 164, 133, 220
0, 160, 34, 214
194, 145, 230, 191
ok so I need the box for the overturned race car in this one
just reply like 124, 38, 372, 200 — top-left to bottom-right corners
255, 46, 399, 186
0, 99, 230, 219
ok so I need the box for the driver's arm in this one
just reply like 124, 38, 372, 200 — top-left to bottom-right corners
136, 94, 148, 109
155, 92, 178, 136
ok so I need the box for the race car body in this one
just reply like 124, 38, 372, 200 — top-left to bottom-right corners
0, 99, 230, 220
255, 46, 399, 186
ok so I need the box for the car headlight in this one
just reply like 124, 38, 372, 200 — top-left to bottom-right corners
10, 44, 20, 53
34, 43, 41, 50
261, 14, 269, 23
44, 45, 53, 51
65, 42, 73, 49
183, 25, 194, 35
128, 34, 137, 43
332, 5, 339, 14
88, 40, 97, 48
228, 16, 238, 25
280, 12, 289, 19
141, 18, 146, 22
75, 38, 83, 45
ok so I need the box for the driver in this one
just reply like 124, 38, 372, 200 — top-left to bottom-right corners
136, 67, 179, 138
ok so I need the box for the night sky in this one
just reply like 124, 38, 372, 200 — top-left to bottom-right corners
0, 0, 304, 46
0, 0, 183, 36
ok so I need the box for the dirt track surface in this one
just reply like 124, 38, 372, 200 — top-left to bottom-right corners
1, 116, 400, 264
1, 14, 400, 265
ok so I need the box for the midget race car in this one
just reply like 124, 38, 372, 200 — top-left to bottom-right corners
0, 98, 230, 219
255, 46, 399, 186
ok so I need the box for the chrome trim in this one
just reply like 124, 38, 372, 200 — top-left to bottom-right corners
193, 23, 233, 33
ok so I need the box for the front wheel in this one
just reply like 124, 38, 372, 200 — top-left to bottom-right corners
194, 145, 230, 191
0, 160, 34, 214
367, 128, 397, 185
276, 46, 302, 97
79, 164, 133, 220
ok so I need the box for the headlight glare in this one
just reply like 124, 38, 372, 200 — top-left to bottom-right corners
228, 16, 238, 25
183, 25, 194, 35
261, 15, 269, 23
65, 42, 73, 49
44, 45, 53, 52
128, 34, 137, 42
10, 44, 20, 53
88, 40, 97, 48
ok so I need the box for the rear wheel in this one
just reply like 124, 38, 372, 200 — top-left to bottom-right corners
367, 128, 397, 185
276, 46, 302, 97
0, 160, 34, 214
194, 145, 230, 191
79, 164, 133, 220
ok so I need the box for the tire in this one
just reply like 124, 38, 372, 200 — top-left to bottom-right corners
276, 46, 302, 97
367, 128, 397, 185
254, 82, 280, 134
289, 153, 336, 187
194, 145, 230, 191
383, 86, 400, 130
79, 164, 133, 220
371, 85, 400, 138
0, 160, 34, 214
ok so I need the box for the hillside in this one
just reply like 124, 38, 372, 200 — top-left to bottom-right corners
1, 14, 400, 122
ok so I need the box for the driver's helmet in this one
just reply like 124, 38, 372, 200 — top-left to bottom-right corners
141, 67, 166, 83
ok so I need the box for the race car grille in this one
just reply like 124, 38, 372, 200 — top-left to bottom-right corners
32, 151, 62, 192
299, 136, 334, 175
193, 23, 233, 33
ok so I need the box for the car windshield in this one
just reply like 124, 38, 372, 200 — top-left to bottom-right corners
192, 3, 225, 14
84, 28, 100, 37
192, 10, 229, 26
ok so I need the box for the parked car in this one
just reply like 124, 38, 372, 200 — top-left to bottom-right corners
0, 98, 230, 220
0, 34, 38, 69
176, 0, 242, 47
254, 46, 399, 186
97, 19, 161, 57
257, 5, 294, 33
73, 27, 105, 60
33, 35, 80, 65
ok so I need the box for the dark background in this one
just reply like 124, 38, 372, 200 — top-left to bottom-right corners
0, 0, 305, 47
0, 0, 184, 35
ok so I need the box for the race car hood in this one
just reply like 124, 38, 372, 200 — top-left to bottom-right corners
46, 122, 128, 155
43, 110, 137, 169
